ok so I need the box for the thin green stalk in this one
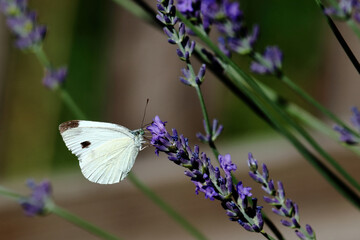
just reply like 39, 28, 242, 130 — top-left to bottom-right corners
0, 186, 120, 240
32, 46, 51, 67
280, 75, 360, 138
0, 186, 23, 200
57, 88, 87, 119
346, 19, 360, 40
194, 85, 220, 158
127, 173, 208, 240
112, 0, 154, 26
51, 204, 120, 240
314, 0, 360, 74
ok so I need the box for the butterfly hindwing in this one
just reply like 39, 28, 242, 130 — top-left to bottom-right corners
59, 120, 143, 184
80, 138, 139, 184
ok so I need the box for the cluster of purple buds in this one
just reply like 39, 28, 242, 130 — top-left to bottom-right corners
248, 153, 316, 240
180, 64, 206, 86
324, 0, 360, 23
0, 0, 46, 50
42, 67, 67, 90
176, 0, 259, 56
334, 106, 360, 144
158, 0, 207, 87
250, 46, 283, 76
158, 0, 195, 62
147, 116, 264, 232
20, 179, 52, 217
196, 118, 223, 143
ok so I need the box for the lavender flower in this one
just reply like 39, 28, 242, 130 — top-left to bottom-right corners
202, 0, 258, 56
324, 0, 360, 23
42, 67, 67, 89
333, 125, 358, 144
147, 116, 263, 232
0, 0, 47, 49
20, 179, 52, 217
351, 106, 360, 131
250, 46, 283, 76
248, 153, 316, 239
158, 0, 209, 88
196, 118, 223, 142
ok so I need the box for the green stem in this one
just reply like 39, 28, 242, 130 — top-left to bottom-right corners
51, 204, 120, 240
280, 75, 359, 138
0, 186, 23, 200
57, 88, 87, 119
32, 46, 51, 68
0, 186, 120, 240
194, 85, 219, 158
346, 19, 360, 40
127, 173, 208, 240
112, 0, 154, 26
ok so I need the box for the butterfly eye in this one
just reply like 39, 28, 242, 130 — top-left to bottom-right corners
81, 141, 91, 149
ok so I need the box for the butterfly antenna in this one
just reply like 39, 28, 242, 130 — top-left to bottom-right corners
141, 98, 150, 128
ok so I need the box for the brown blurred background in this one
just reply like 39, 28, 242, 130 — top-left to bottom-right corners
0, 0, 359, 239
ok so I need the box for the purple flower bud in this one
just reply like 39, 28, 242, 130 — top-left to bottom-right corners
249, 172, 263, 184
277, 181, 285, 199
42, 67, 67, 90
261, 163, 269, 180
163, 27, 173, 38
180, 77, 191, 86
333, 125, 357, 144
351, 106, 360, 130
204, 186, 218, 200
236, 181, 252, 200
219, 154, 237, 173
295, 230, 306, 240
247, 152, 258, 171
179, 22, 186, 38
291, 217, 300, 228
251, 46, 283, 76
177, 0, 193, 13
306, 224, 315, 237
238, 219, 254, 232
20, 179, 52, 216
280, 219, 293, 227
268, 179, 275, 194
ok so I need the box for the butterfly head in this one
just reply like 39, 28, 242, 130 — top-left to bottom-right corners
132, 128, 145, 136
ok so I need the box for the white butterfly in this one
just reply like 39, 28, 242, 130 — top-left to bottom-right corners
59, 120, 145, 184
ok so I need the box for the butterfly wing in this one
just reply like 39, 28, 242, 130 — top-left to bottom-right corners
59, 120, 142, 184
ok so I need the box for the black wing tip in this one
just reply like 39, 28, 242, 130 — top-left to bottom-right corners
59, 120, 80, 133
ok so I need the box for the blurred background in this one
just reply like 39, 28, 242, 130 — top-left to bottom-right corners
0, 0, 360, 239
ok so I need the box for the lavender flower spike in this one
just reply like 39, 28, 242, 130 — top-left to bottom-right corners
20, 179, 52, 217
251, 46, 283, 76
42, 67, 67, 89
351, 106, 360, 131
333, 125, 358, 145
196, 118, 224, 142
147, 116, 264, 233
247, 153, 316, 239
0, 0, 47, 50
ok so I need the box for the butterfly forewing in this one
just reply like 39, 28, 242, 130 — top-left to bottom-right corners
59, 120, 143, 184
